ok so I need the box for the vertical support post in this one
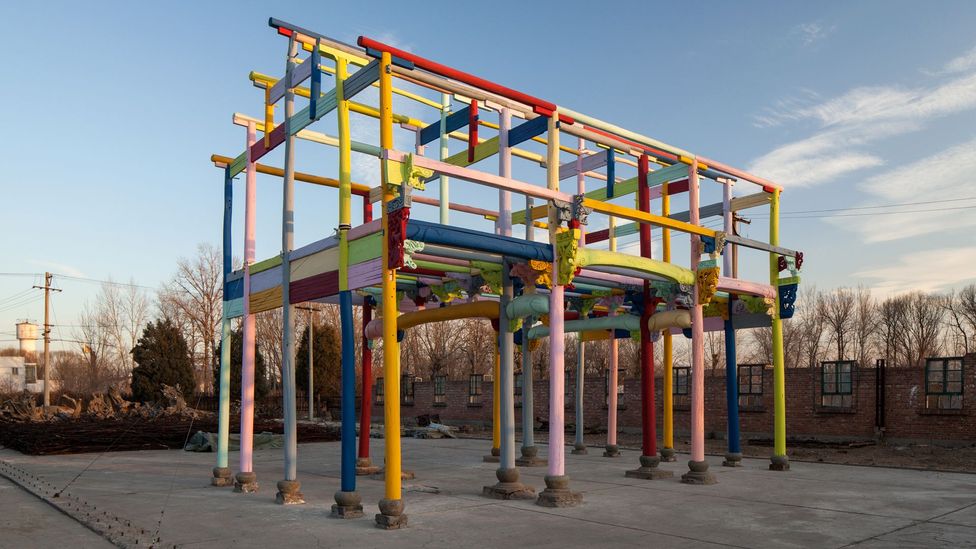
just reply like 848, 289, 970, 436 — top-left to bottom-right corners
722, 180, 742, 467
331, 56, 364, 518
276, 36, 304, 505
308, 311, 314, 421
376, 51, 407, 529
604, 217, 621, 458
439, 93, 450, 225
627, 154, 670, 480
484, 108, 533, 498
572, 136, 587, 457
212, 168, 233, 487
661, 181, 675, 462
769, 188, 790, 471
681, 158, 716, 485
235, 121, 259, 494
536, 112, 581, 508
485, 337, 501, 461
357, 200, 379, 475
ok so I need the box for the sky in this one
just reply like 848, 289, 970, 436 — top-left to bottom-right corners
1, 0, 975, 352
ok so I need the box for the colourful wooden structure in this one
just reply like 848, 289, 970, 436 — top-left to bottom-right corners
210, 16, 803, 526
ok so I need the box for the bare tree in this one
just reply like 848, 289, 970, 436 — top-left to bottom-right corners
817, 288, 855, 360
877, 295, 909, 367
942, 289, 973, 354
158, 243, 223, 392
255, 308, 283, 391
72, 280, 149, 390
904, 291, 944, 367
851, 286, 878, 367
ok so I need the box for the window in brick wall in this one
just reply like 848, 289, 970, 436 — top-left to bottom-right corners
738, 364, 764, 409
564, 368, 574, 403
375, 377, 384, 405
514, 372, 523, 407
821, 360, 854, 408
434, 375, 447, 405
925, 357, 964, 410
11, 367, 19, 376
401, 373, 415, 405
25, 365, 36, 383
673, 367, 690, 395
604, 368, 624, 406
468, 374, 483, 405
673, 366, 691, 408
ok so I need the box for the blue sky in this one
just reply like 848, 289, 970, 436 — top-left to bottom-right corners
1, 1, 975, 351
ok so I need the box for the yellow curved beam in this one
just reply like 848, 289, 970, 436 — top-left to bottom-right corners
396, 300, 499, 331
580, 249, 695, 285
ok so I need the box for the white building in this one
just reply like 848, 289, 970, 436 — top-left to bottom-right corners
0, 356, 43, 393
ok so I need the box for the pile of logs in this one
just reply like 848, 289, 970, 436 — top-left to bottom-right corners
0, 386, 341, 455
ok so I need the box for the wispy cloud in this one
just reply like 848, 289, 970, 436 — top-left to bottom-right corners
830, 138, 976, 242
26, 259, 85, 278
941, 45, 976, 74
854, 247, 976, 296
749, 57, 976, 187
793, 22, 835, 47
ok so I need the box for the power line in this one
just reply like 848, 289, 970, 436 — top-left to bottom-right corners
54, 274, 155, 291
775, 205, 976, 219
751, 196, 976, 216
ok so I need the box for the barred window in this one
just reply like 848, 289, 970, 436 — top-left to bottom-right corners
738, 364, 764, 409
926, 357, 964, 410
468, 374, 483, 405
375, 377, 384, 404
673, 367, 690, 395
434, 375, 447, 405
821, 361, 854, 408
401, 373, 415, 405
514, 372, 523, 407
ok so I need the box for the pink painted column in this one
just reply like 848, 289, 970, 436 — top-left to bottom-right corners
236, 121, 259, 492
682, 158, 716, 485
536, 111, 580, 506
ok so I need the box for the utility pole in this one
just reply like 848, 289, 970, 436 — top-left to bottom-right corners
33, 272, 61, 407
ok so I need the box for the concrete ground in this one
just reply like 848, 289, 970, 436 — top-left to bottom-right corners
1, 438, 975, 548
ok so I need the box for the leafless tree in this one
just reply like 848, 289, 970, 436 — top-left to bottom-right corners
817, 288, 855, 360
904, 291, 944, 367
71, 280, 149, 390
942, 288, 973, 354
158, 243, 223, 392
851, 286, 878, 367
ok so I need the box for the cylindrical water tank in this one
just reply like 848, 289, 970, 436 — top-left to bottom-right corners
16, 322, 39, 354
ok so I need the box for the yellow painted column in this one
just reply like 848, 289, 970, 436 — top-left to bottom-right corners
377, 52, 404, 518
769, 189, 788, 470
662, 181, 675, 460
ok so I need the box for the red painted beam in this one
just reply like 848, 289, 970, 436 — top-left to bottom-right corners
357, 36, 575, 125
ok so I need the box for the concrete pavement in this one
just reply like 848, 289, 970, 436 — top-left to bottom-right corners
1, 438, 974, 548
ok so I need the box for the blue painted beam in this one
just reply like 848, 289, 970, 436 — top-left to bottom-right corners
419, 105, 471, 146
507, 116, 549, 148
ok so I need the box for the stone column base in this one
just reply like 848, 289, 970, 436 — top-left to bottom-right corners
483, 468, 536, 500
356, 457, 381, 476
681, 460, 718, 485
769, 455, 790, 471
331, 490, 363, 519
535, 475, 582, 508
211, 467, 233, 487
660, 447, 677, 462
516, 446, 547, 467
571, 443, 588, 455
275, 479, 305, 505
375, 498, 407, 530
722, 452, 743, 467
626, 455, 673, 480
603, 445, 621, 458
483, 447, 501, 463
233, 471, 258, 493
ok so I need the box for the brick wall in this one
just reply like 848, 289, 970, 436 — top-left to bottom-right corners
374, 353, 976, 444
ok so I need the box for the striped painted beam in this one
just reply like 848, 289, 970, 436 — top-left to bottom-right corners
268, 51, 315, 104
725, 234, 799, 257
583, 198, 717, 238
558, 151, 607, 181
385, 149, 572, 204
718, 277, 775, 299
212, 154, 371, 196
